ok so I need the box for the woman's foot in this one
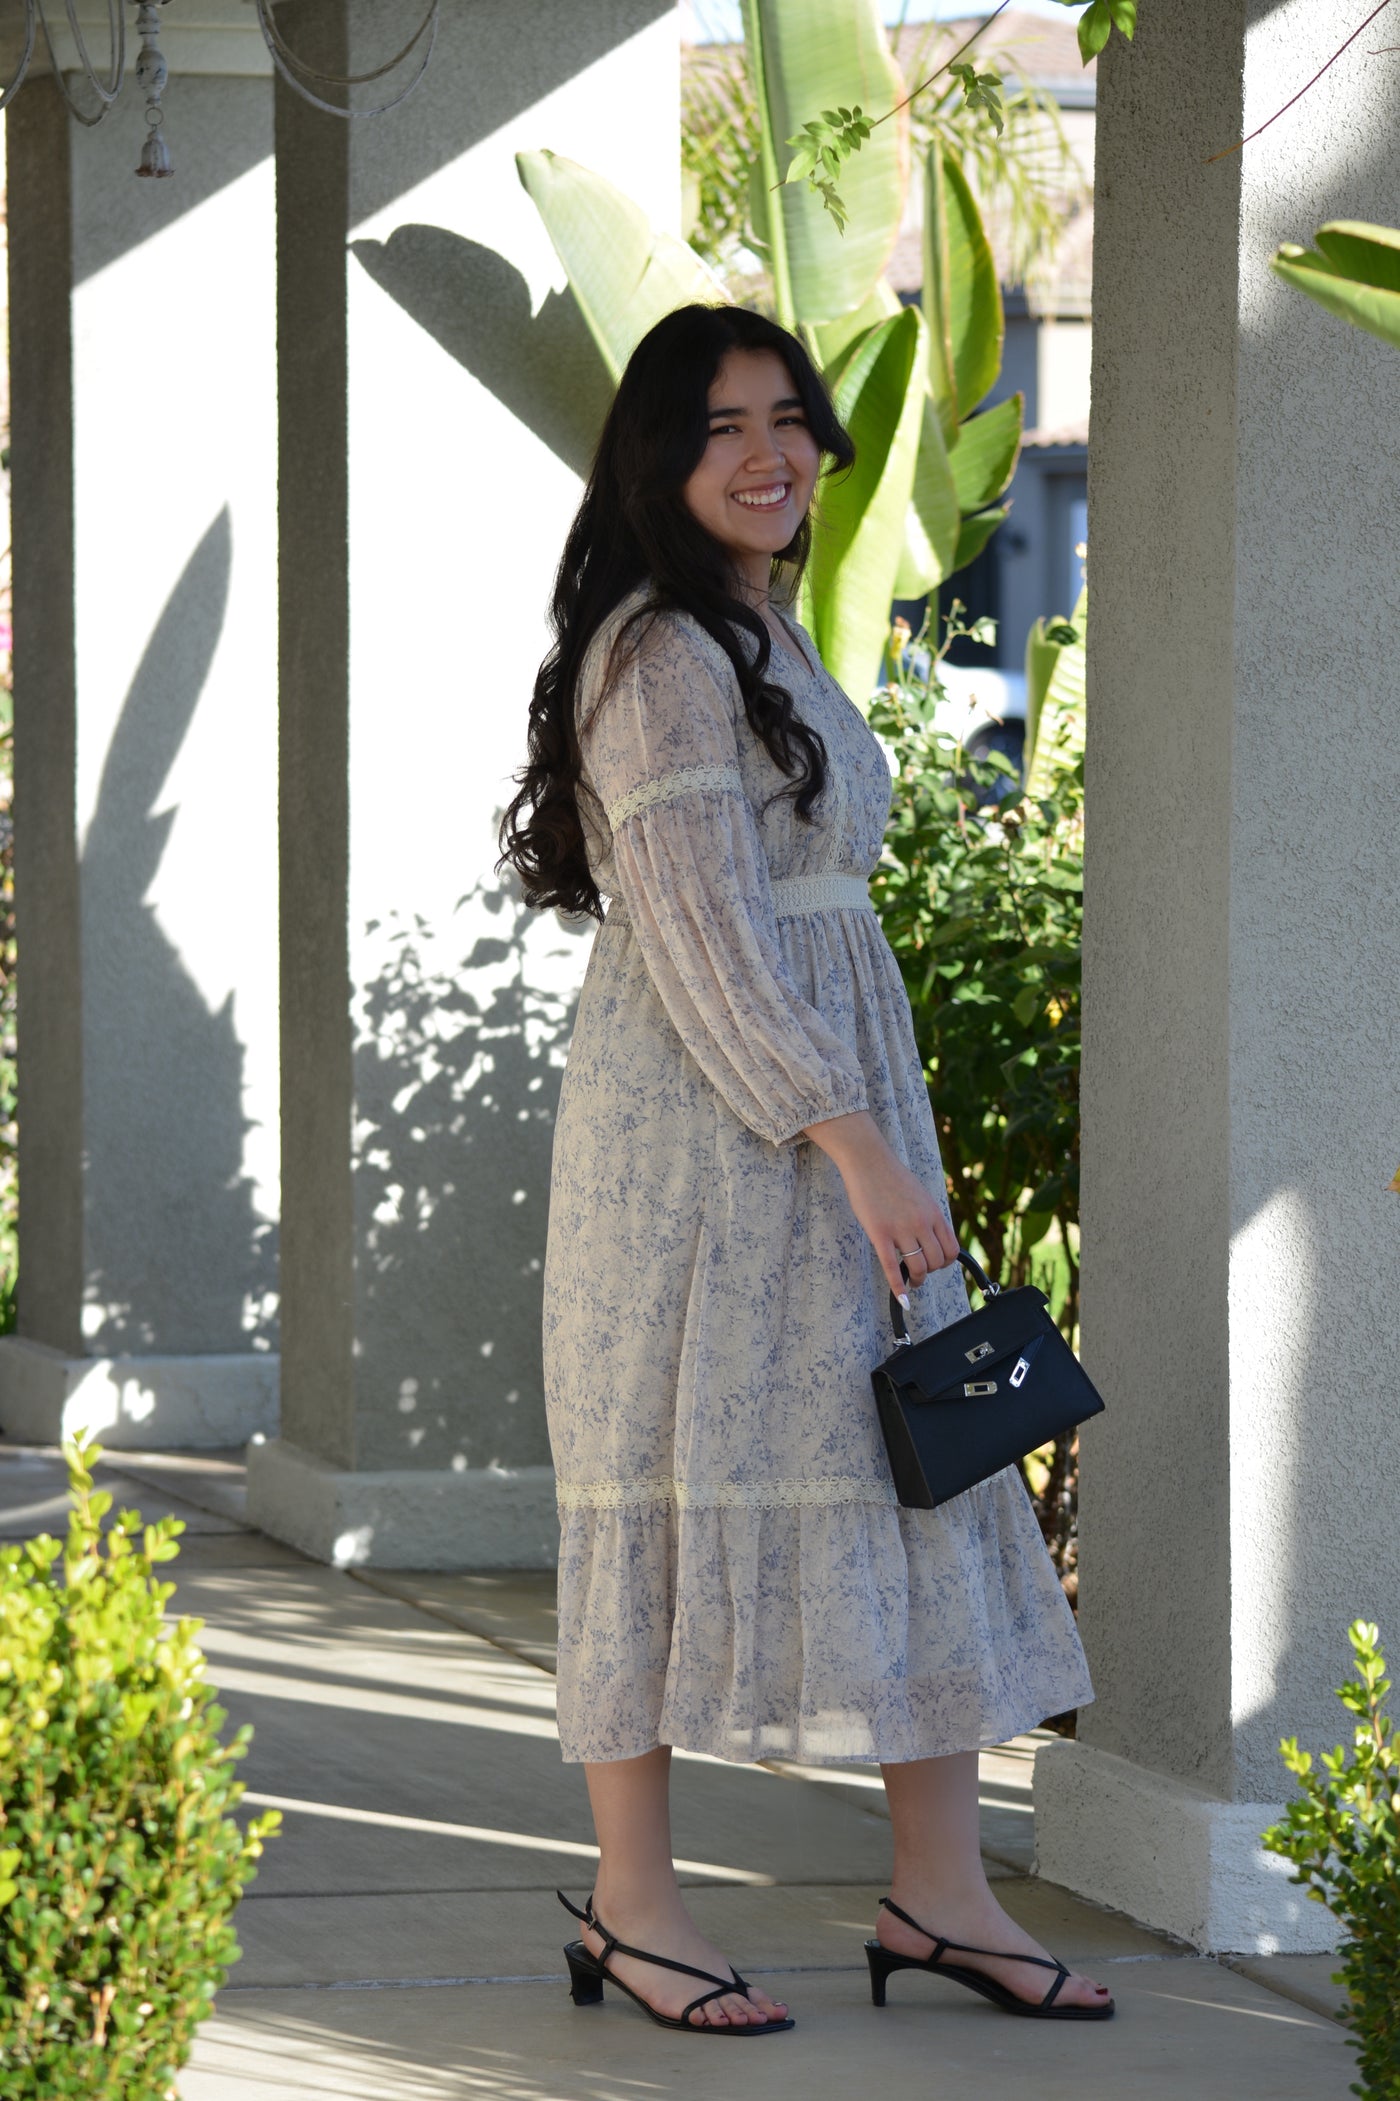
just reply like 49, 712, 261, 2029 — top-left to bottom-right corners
878, 1885, 1112, 2011
582, 1886, 789, 2028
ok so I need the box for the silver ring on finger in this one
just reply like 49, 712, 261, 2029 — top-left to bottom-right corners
898, 1247, 924, 1262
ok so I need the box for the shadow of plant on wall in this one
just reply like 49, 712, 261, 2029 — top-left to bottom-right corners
351, 226, 613, 478
350, 878, 587, 1475
81, 508, 277, 1356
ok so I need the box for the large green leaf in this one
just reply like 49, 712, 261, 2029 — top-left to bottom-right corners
921, 147, 1003, 434
747, 0, 907, 327
921, 147, 956, 445
1271, 221, 1400, 351
1025, 583, 1087, 799
812, 277, 901, 371
894, 391, 959, 596
950, 503, 1008, 575
944, 153, 1002, 418
1314, 219, 1400, 289
806, 307, 924, 699
949, 392, 1023, 512
817, 291, 959, 602
516, 149, 727, 383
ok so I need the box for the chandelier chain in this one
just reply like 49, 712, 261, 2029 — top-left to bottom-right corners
38, 0, 125, 126
253, 0, 439, 118
0, 0, 441, 151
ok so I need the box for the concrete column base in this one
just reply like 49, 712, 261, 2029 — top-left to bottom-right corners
1032, 1737, 1339, 1955
0, 1337, 279, 1449
244, 1438, 561, 1570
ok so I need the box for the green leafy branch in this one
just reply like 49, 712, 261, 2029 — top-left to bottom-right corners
949, 62, 1005, 135
1071, 0, 1137, 65
1261, 1621, 1400, 2098
784, 103, 872, 234
781, 0, 1136, 231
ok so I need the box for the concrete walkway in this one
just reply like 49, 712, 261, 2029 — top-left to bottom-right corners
0, 1442, 1357, 2099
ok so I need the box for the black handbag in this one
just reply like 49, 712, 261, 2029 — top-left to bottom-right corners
871, 1249, 1106, 1510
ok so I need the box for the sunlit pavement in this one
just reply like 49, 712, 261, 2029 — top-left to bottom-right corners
0, 1443, 1356, 2100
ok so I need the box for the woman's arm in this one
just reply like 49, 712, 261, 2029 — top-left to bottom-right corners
805, 1109, 959, 1301
583, 613, 871, 1146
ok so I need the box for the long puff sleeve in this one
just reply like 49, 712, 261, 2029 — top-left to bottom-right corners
580, 608, 869, 1146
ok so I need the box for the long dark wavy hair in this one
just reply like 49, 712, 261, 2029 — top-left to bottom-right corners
498, 303, 855, 920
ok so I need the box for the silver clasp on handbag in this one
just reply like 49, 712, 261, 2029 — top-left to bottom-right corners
962, 1379, 998, 1397
1009, 1354, 1031, 1389
964, 1340, 994, 1364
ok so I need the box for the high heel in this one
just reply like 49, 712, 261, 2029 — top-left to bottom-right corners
866, 1938, 909, 2008
865, 1898, 1114, 2021
564, 1942, 605, 2006
556, 1891, 794, 2036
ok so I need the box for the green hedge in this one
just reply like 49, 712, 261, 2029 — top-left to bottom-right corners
0, 1434, 279, 2097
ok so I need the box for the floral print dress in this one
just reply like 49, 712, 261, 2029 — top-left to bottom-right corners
543, 589, 1091, 1764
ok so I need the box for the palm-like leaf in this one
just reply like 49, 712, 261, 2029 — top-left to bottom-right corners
516, 149, 728, 383
1271, 221, 1400, 351
948, 154, 1002, 419
803, 307, 926, 699
745, 0, 907, 326
895, 392, 960, 597
898, 14, 1091, 290
1025, 582, 1086, 798
948, 391, 1022, 512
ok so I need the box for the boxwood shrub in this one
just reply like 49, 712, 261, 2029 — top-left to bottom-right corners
0, 1433, 279, 2097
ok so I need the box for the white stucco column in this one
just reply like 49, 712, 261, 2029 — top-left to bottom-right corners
244, 0, 679, 1567
1, 8, 279, 1447
1033, 0, 1400, 1953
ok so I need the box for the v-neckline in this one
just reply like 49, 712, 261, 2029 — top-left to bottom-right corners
765, 613, 819, 681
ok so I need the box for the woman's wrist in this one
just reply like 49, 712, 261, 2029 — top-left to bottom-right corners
803, 1108, 891, 1171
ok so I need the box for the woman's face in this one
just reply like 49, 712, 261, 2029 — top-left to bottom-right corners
681, 348, 821, 577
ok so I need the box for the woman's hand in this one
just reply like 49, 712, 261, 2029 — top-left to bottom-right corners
804, 1110, 959, 1300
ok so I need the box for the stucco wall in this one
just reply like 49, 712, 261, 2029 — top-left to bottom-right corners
275, 0, 678, 1482
8, 62, 278, 1367
1080, 0, 1400, 1802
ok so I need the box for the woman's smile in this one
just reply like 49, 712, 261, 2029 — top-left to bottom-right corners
731, 480, 792, 510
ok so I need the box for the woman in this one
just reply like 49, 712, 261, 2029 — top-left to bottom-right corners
500, 304, 1109, 2036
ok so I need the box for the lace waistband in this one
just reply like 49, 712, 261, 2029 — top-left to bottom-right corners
770, 874, 872, 917
604, 872, 872, 922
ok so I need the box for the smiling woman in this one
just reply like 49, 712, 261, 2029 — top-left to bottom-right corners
681, 351, 821, 568
498, 303, 1109, 2042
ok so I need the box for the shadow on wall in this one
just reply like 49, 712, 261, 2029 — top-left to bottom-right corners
347, 219, 609, 1475
351, 879, 587, 1475
351, 226, 614, 477
80, 508, 277, 1355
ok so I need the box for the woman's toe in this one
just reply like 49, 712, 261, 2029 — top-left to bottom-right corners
1065, 1972, 1110, 2007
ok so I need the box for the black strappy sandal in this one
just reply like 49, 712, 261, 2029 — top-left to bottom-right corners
557, 1891, 795, 2036
865, 1898, 1115, 2020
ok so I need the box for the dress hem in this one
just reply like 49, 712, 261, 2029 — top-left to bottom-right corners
556, 1686, 1096, 1768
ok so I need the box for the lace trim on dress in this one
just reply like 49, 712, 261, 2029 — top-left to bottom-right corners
606, 764, 745, 831
557, 1474, 898, 1512
769, 874, 872, 916
556, 1478, 674, 1512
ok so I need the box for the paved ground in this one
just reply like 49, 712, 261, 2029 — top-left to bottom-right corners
0, 1441, 1357, 2099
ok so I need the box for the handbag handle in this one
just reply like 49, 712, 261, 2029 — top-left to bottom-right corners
888, 1247, 998, 1347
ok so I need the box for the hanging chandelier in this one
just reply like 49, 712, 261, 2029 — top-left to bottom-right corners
0, 0, 441, 178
